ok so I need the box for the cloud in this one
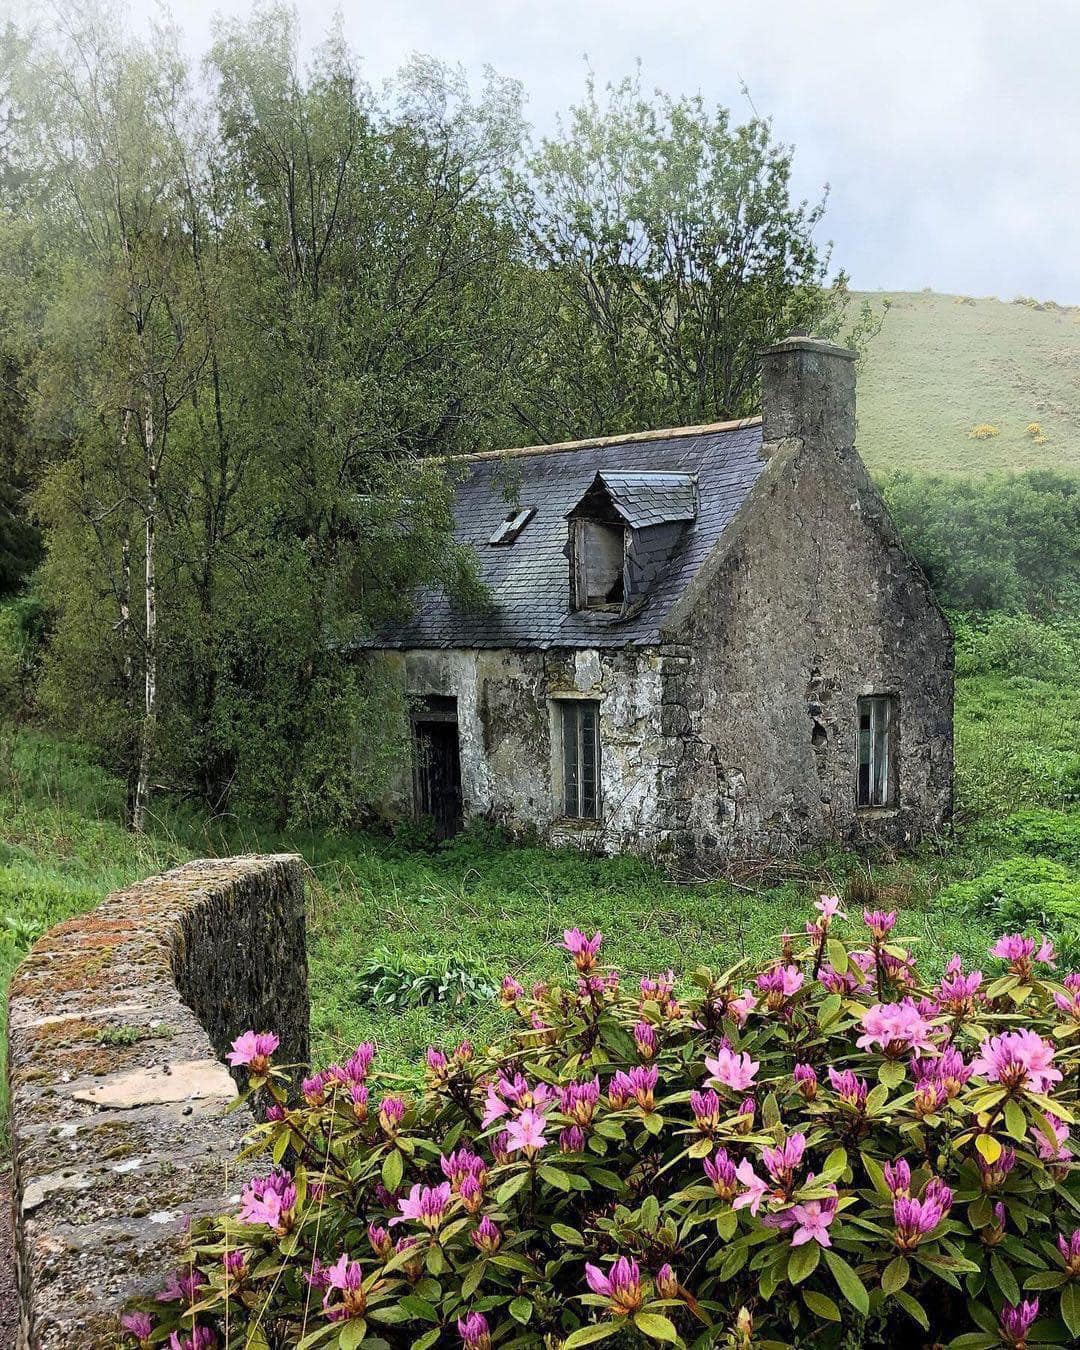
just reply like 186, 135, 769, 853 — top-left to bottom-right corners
134, 0, 1080, 302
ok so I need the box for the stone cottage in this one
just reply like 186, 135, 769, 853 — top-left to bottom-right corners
364, 335, 954, 864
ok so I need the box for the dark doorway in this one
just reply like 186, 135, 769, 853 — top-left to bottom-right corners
412, 696, 463, 838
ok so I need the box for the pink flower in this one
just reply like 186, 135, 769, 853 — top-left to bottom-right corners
733, 1159, 769, 1215
121, 1312, 154, 1345
563, 928, 603, 972
378, 1094, 406, 1134
426, 1047, 449, 1076
505, 1107, 548, 1156
226, 1030, 279, 1073
471, 1216, 502, 1253
790, 1189, 838, 1247
793, 1063, 818, 1099
705, 1046, 760, 1092
863, 910, 897, 940
169, 1330, 216, 1350
322, 1253, 366, 1321
728, 989, 758, 1025
368, 1223, 393, 1258
585, 1256, 643, 1314
655, 1262, 678, 1298
396, 1182, 453, 1231
970, 1029, 1062, 1094
857, 999, 937, 1056
762, 1134, 806, 1186
458, 1311, 492, 1350
704, 1147, 738, 1199
893, 1193, 949, 1250
690, 1088, 721, 1131
560, 1124, 585, 1152
610, 1065, 658, 1111
500, 975, 524, 1006
1057, 1229, 1080, 1277
1032, 1114, 1072, 1164
157, 1269, 206, 1303
755, 964, 804, 1007
560, 1077, 601, 1125
828, 1066, 868, 1110
884, 1159, 911, 1196
238, 1171, 296, 1232
935, 961, 984, 1014
634, 1020, 658, 1059
999, 1299, 1039, 1348
815, 893, 846, 923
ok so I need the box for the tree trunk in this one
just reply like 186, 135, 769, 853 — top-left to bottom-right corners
131, 395, 157, 833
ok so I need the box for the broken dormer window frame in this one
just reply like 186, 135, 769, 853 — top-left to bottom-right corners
488, 506, 536, 546
570, 518, 626, 611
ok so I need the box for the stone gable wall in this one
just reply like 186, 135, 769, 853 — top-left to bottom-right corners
7, 855, 308, 1348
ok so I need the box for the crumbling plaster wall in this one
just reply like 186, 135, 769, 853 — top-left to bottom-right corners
387, 645, 668, 852
662, 432, 954, 862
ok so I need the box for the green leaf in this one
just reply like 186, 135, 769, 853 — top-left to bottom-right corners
539, 1164, 573, 1191
860, 1152, 891, 1199
826, 938, 848, 975
824, 1249, 870, 1315
552, 1223, 584, 1245
802, 1290, 841, 1321
894, 1290, 929, 1330
1062, 1282, 1080, 1339
991, 1253, 1020, 1306
461, 1260, 485, 1299
400, 1297, 438, 1323
510, 1297, 533, 1325
634, 1313, 678, 1342
381, 1148, 403, 1193
562, 1324, 622, 1347
878, 1060, 905, 1090
338, 1321, 367, 1350
496, 1171, 530, 1205
945, 1336, 998, 1349
882, 1255, 909, 1295
1003, 1098, 1028, 1143
1024, 1271, 1067, 1291
788, 1241, 820, 1284
411, 1333, 440, 1350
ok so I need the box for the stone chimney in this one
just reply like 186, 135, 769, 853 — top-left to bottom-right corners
760, 333, 857, 456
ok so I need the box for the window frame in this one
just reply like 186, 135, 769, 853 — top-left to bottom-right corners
554, 698, 602, 821
570, 518, 626, 611
856, 693, 899, 810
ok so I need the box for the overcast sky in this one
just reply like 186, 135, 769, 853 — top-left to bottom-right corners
126, 0, 1080, 303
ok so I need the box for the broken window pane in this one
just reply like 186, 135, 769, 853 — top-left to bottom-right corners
488, 507, 536, 546
561, 700, 601, 819
574, 521, 625, 609
856, 695, 897, 808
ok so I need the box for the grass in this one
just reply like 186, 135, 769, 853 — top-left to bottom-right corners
854, 289, 1080, 476
1, 661, 1077, 1141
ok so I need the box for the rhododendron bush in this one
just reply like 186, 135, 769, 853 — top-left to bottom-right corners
131, 898, 1080, 1350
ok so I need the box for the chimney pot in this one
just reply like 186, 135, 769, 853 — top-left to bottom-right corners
760, 333, 857, 452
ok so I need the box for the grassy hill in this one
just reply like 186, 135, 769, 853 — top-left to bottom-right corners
854, 289, 1080, 476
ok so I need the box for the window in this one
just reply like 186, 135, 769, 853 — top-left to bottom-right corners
857, 695, 897, 808
572, 520, 625, 610
560, 700, 601, 819
488, 507, 535, 546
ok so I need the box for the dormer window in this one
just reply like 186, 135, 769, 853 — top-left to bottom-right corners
566, 471, 697, 615
488, 507, 535, 546
571, 519, 625, 610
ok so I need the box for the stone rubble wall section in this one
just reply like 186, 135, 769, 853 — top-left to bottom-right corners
7, 855, 308, 1349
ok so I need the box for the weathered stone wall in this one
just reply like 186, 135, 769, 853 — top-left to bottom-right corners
7, 855, 308, 1349
378, 646, 669, 854
661, 341, 954, 864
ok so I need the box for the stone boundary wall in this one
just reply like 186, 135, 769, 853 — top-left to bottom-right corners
7, 855, 309, 1348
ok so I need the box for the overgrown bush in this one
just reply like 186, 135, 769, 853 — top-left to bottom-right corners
936, 858, 1075, 917
998, 811, 1080, 865
129, 898, 1080, 1349
354, 949, 500, 1012
953, 614, 1080, 681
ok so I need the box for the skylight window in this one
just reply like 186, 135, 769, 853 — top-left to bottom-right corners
488, 506, 536, 546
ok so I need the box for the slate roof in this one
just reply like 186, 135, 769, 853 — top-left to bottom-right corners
365, 418, 766, 650
579, 472, 698, 529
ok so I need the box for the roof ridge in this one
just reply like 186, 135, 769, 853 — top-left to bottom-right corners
445, 415, 763, 464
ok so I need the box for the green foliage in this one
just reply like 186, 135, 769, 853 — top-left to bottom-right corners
353, 949, 499, 1012
996, 809, 1080, 864
883, 471, 1080, 616
953, 612, 1080, 678
143, 917, 1080, 1348
517, 72, 879, 441
936, 856, 1074, 916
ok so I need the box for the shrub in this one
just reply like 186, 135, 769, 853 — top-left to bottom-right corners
968, 424, 1000, 440
953, 614, 1080, 680
936, 856, 1073, 916
999, 810, 1080, 865
355, 949, 499, 1012
130, 899, 1080, 1349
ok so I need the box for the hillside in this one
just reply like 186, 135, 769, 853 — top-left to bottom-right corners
853, 289, 1080, 476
